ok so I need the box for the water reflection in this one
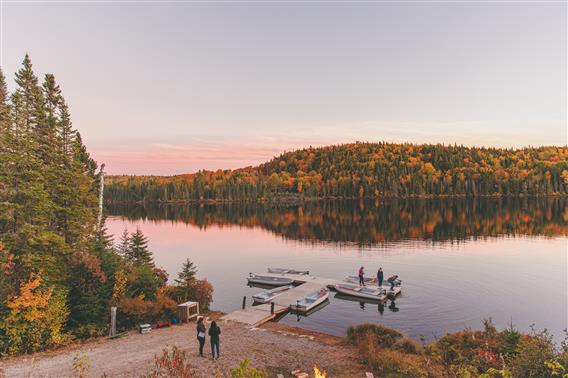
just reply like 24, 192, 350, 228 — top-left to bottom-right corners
106, 197, 567, 245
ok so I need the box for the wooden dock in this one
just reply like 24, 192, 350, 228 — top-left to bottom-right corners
221, 272, 402, 326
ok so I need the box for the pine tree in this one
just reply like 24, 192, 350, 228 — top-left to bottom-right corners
116, 228, 130, 256
0, 68, 12, 233
126, 228, 153, 266
2, 55, 63, 284
175, 258, 197, 285
175, 258, 198, 302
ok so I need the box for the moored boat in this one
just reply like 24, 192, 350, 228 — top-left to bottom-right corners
289, 288, 329, 313
334, 283, 387, 301
252, 285, 294, 304
267, 267, 310, 275
344, 275, 377, 285
247, 273, 294, 286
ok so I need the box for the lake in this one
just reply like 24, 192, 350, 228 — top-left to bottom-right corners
105, 198, 567, 342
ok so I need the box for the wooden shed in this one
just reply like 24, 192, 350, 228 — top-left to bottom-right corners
177, 301, 199, 323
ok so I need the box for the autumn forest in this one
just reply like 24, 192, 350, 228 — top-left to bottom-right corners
105, 143, 568, 204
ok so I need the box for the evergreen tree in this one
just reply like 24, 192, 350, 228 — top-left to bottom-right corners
0, 68, 12, 233
116, 228, 130, 256
126, 228, 153, 266
175, 258, 198, 302
2, 55, 63, 285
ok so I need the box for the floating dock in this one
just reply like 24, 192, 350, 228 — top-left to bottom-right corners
221, 272, 401, 326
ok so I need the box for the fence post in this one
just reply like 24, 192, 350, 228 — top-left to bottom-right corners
242, 296, 246, 309
109, 306, 117, 337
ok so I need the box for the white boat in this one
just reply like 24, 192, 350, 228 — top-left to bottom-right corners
334, 283, 387, 301
247, 273, 294, 286
289, 288, 329, 313
344, 275, 377, 285
267, 267, 309, 275
252, 285, 294, 304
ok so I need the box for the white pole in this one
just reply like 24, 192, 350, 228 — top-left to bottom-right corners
97, 163, 105, 233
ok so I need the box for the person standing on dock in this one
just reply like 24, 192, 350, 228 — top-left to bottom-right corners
358, 266, 365, 286
196, 317, 206, 357
209, 321, 221, 360
377, 267, 384, 287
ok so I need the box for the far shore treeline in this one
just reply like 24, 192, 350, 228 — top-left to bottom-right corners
0, 56, 212, 356
105, 143, 568, 204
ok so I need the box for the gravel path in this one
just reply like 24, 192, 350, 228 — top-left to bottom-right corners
0, 320, 365, 377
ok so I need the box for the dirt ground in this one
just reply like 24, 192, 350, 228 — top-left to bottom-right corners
0, 319, 366, 378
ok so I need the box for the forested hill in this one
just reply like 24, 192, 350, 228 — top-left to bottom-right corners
105, 143, 568, 203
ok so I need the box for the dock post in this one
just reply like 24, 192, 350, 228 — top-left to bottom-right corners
242, 296, 246, 309
271, 302, 275, 314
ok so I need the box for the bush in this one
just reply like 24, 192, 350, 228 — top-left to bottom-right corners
230, 359, 266, 378
0, 272, 71, 355
346, 323, 403, 348
509, 329, 556, 378
146, 346, 194, 378
117, 289, 177, 329
395, 338, 422, 354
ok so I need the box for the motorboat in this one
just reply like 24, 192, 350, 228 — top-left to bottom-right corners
267, 267, 310, 275
289, 288, 329, 313
344, 275, 377, 285
334, 282, 387, 301
252, 285, 294, 304
247, 273, 294, 286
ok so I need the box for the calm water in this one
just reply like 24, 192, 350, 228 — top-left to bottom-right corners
106, 198, 567, 342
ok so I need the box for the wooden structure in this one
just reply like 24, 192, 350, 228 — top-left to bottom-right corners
222, 272, 401, 327
177, 301, 199, 323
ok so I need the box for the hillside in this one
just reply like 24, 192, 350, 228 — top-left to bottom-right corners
105, 142, 568, 203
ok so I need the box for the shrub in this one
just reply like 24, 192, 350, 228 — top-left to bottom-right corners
509, 329, 556, 378
191, 279, 214, 311
146, 346, 194, 378
71, 352, 91, 378
230, 358, 266, 378
0, 272, 71, 355
365, 348, 434, 377
395, 338, 422, 354
117, 289, 177, 329
346, 323, 403, 348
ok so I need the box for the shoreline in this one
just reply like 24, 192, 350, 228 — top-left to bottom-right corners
104, 192, 567, 206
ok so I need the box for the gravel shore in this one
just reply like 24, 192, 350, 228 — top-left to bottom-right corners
0, 320, 365, 377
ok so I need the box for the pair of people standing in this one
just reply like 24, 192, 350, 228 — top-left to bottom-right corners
358, 266, 397, 291
196, 317, 221, 360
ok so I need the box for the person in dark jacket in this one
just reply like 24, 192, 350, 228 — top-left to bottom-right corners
196, 317, 206, 356
209, 320, 221, 360
377, 267, 384, 287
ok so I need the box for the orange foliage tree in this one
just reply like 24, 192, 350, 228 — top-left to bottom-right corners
0, 271, 70, 355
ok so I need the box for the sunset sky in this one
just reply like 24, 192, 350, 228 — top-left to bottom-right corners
1, 1, 566, 175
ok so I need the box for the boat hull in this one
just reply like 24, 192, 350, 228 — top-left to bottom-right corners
289, 291, 329, 313
247, 274, 294, 287
334, 285, 387, 301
